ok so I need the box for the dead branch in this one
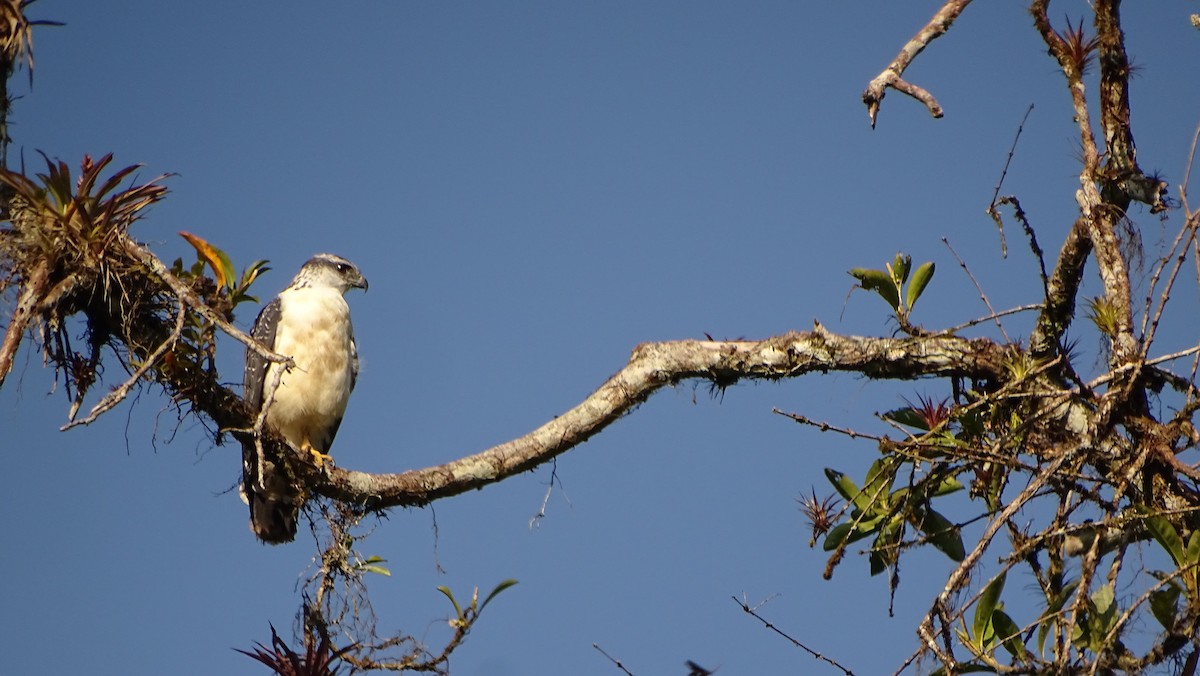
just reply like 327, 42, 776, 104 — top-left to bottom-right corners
861, 0, 972, 128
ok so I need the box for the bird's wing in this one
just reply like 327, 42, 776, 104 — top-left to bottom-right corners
244, 296, 282, 412
241, 295, 299, 544
349, 327, 359, 392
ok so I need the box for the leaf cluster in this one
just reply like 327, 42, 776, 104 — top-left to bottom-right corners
236, 624, 357, 676
849, 252, 935, 335
821, 458, 965, 579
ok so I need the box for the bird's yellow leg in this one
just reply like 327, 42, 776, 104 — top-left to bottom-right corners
300, 440, 334, 468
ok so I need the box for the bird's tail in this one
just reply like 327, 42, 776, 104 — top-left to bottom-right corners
241, 442, 300, 544
246, 490, 299, 544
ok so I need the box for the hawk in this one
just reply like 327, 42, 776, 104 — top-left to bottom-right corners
241, 253, 367, 543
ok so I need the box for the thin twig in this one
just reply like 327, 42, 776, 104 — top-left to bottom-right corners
1190, 351, 1200, 411
1087, 341, 1200, 388
1008, 195, 1051, 298
942, 237, 1010, 342
529, 457, 570, 529
61, 297, 187, 430
988, 104, 1035, 213
732, 596, 855, 675
1139, 211, 1199, 356
1179, 119, 1200, 215
986, 103, 1035, 257
944, 304, 1042, 334
772, 409, 884, 441
593, 643, 635, 676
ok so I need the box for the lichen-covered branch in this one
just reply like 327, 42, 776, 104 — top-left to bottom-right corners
1029, 217, 1091, 361
1029, 2, 1138, 378
0, 254, 48, 387
313, 327, 1008, 509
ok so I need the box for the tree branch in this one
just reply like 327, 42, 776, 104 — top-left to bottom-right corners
861, 0, 972, 128
312, 326, 1007, 509
0, 255, 48, 388
1029, 2, 1137, 375
1029, 216, 1091, 360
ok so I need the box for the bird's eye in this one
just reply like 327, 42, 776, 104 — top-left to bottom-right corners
336, 263, 350, 273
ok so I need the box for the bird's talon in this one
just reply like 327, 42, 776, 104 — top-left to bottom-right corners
309, 449, 334, 468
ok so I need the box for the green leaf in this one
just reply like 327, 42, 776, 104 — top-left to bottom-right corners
437, 585, 464, 620
824, 468, 860, 503
1070, 621, 1086, 649
974, 572, 1006, 648
1036, 580, 1078, 656
823, 522, 853, 551
955, 627, 980, 657
906, 261, 935, 310
930, 475, 965, 497
215, 249, 236, 291
240, 259, 271, 290
992, 609, 1026, 660
1087, 584, 1117, 651
882, 406, 929, 430
1187, 530, 1200, 566
1090, 583, 1114, 615
868, 519, 902, 576
890, 253, 912, 285
822, 516, 883, 551
868, 549, 887, 576
479, 579, 519, 613
850, 267, 900, 310
917, 508, 965, 562
861, 458, 896, 513
1149, 586, 1181, 630
930, 665, 997, 676
355, 555, 391, 576
1144, 513, 1186, 567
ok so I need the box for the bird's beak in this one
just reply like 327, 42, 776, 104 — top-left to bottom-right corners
356, 276, 368, 292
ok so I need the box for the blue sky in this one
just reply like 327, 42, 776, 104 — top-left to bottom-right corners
2, 2, 1199, 674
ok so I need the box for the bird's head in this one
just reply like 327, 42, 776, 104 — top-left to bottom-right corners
294, 253, 368, 294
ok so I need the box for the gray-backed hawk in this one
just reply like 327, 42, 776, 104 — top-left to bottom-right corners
241, 253, 367, 543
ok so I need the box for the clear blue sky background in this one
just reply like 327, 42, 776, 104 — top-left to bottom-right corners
2, 2, 1198, 674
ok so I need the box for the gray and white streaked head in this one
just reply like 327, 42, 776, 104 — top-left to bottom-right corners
290, 253, 368, 293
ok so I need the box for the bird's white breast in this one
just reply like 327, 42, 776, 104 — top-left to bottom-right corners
264, 286, 356, 447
